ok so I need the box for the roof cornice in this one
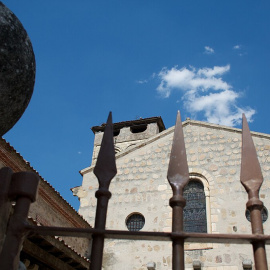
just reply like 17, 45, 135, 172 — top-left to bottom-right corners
91, 116, 166, 133
80, 119, 270, 176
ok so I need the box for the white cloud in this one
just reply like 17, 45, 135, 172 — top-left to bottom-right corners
136, 73, 156, 84
204, 46, 215, 54
156, 65, 255, 126
157, 65, 231, 97
233, 45, 241, 49
136, 79, 148, 84
197, 65, 230, 77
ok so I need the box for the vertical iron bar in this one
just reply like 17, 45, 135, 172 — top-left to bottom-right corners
241, 114, 268, 270
90, 112, 117, 270
90, 191, 111, 270
0, 197, 32, 270
250, 208, 267, 270
0, 171, 39, 270
0, 167, 13, 254
167, 111, 189, 270
172, 206, 185, 269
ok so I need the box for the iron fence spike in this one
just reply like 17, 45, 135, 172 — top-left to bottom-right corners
240, 115, 268, 269
167, 111, 189, 270
90, 112, 117, 270
167, 111, 189, 189
240, 113, 263, 193
93, 112, 117, 187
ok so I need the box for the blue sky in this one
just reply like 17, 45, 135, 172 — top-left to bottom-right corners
3, 1, 270, 209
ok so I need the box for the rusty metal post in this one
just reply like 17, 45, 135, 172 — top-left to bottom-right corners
241, 114, 268, 270
0, 171, 39, 270
90, 112, 117, 270
167, 111, 189, 270
0, 167, 13, 253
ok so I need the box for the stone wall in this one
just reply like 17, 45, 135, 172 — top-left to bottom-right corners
76, 120, 270, 269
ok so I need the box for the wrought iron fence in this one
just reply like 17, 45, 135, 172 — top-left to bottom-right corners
0, 111, 269, 270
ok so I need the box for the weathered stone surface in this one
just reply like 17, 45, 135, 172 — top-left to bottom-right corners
76, 120, 270, 269
0, 2, 35, 136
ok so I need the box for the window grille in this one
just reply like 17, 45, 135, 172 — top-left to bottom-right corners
183, 180, 207, 233
126, 213, 145, 231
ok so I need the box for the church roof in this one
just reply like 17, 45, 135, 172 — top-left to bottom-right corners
91, 116, 166, 133
0, 137, 91, 227
80, 118, 270, 176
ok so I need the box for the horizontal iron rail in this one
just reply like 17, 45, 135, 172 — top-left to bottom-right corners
26, 225, 270, 244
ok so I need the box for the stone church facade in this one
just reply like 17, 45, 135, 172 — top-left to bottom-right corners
73, 116, 270, 270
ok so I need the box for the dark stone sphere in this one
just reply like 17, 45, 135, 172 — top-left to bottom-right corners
0, 2, 36, 136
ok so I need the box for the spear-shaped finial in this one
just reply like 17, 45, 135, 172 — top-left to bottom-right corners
94, 112, 117, 189
167, 111, 189, 193
240, 113, 263, 196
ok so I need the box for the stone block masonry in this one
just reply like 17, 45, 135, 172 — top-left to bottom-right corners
75, 119, 270, 269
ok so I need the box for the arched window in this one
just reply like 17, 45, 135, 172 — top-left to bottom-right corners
183, 180, 207, 233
